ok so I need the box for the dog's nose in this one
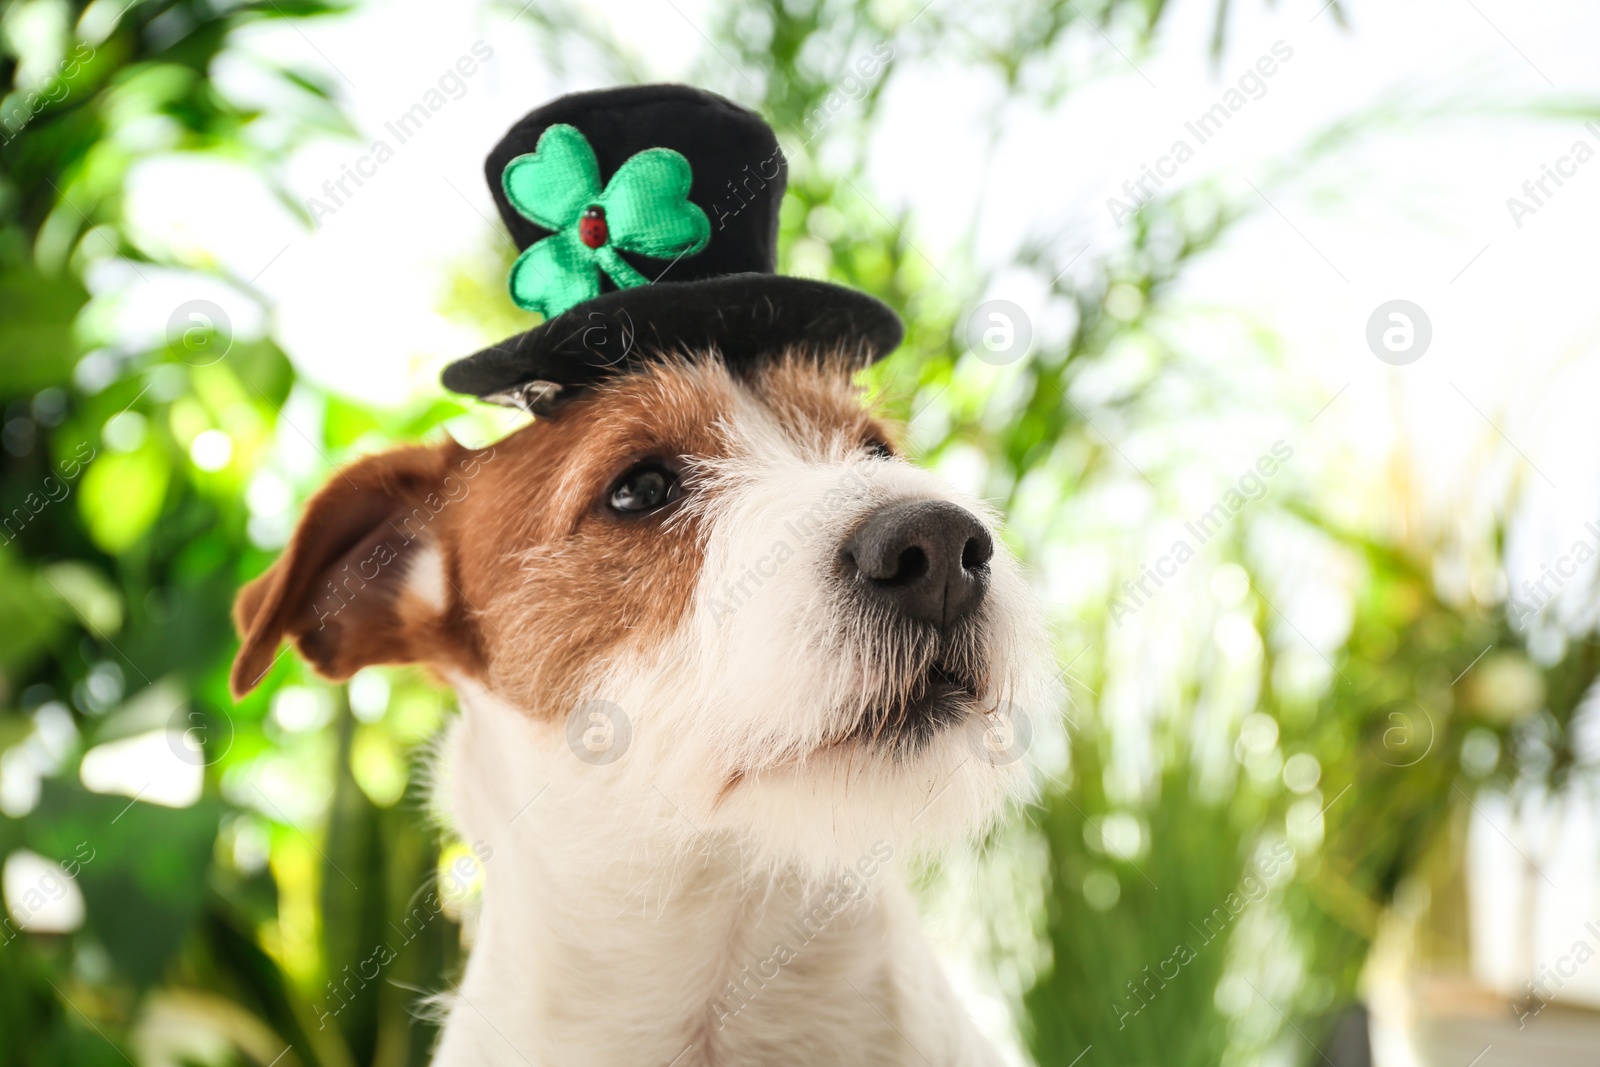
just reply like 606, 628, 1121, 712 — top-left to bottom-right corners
842, 500, 993, 628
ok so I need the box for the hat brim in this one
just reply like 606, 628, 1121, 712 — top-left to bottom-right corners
440, 274, 903, 404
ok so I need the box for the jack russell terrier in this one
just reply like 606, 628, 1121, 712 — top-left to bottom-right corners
231, 84, 1054, 1067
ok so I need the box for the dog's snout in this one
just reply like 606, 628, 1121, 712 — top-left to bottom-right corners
842, 500, 993, 628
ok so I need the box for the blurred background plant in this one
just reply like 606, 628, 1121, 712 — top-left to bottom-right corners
3, 0, 1598, 1065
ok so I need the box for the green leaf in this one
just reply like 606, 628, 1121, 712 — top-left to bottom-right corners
599, 147, 710, 260
36, 562, 123, 635
27, 781, 222, 989
501, 123, 602, 231
78, 447, 170, 554
0, 549, 63, 673
0, 269, 89, 393
508, 232, 598, 318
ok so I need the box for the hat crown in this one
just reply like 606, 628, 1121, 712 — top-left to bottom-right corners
486, 84, 787, 289
442, 83, 903, 407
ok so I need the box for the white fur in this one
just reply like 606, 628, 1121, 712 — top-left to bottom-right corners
405, 543, 451, 613
427, 380, 1054, 1066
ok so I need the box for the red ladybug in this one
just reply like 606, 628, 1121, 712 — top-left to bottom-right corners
579, 205, 608, 249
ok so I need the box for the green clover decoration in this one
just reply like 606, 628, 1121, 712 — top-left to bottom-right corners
501, 123, 711, 319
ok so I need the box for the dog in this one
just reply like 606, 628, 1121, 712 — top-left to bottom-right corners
233, 79, 1057, 1066
230, 348, 1054, 1065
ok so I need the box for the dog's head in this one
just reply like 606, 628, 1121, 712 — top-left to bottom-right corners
232, 353, 1052, 867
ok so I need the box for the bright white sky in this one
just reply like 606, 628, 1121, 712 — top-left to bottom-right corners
109, 0, 1600, 1053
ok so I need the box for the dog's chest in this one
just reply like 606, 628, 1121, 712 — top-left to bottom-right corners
432, 684, 1001, 1066
561, 883, 915, 1065
442, 857, 930, 1065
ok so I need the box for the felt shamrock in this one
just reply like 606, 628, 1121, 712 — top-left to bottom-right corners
502, 123, 711, 318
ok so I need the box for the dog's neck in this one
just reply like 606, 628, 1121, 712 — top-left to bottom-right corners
429, 682, 998, 1067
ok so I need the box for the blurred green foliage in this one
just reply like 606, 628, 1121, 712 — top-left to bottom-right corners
0, 1, 1593, 1066
1, 2, 470, 1064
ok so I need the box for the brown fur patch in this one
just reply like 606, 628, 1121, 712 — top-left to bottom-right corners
459, 359, 739, 715
744, 353, 900, 458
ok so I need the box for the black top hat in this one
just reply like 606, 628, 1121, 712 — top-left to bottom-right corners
440, 84, 903, 412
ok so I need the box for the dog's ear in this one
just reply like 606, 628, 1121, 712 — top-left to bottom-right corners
230, 441, 490, 698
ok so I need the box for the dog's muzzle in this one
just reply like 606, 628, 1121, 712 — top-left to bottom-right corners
834, 500, 995, 753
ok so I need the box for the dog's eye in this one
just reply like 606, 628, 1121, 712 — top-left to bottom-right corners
608, 462, 679, 514
865, 439, 895, 460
